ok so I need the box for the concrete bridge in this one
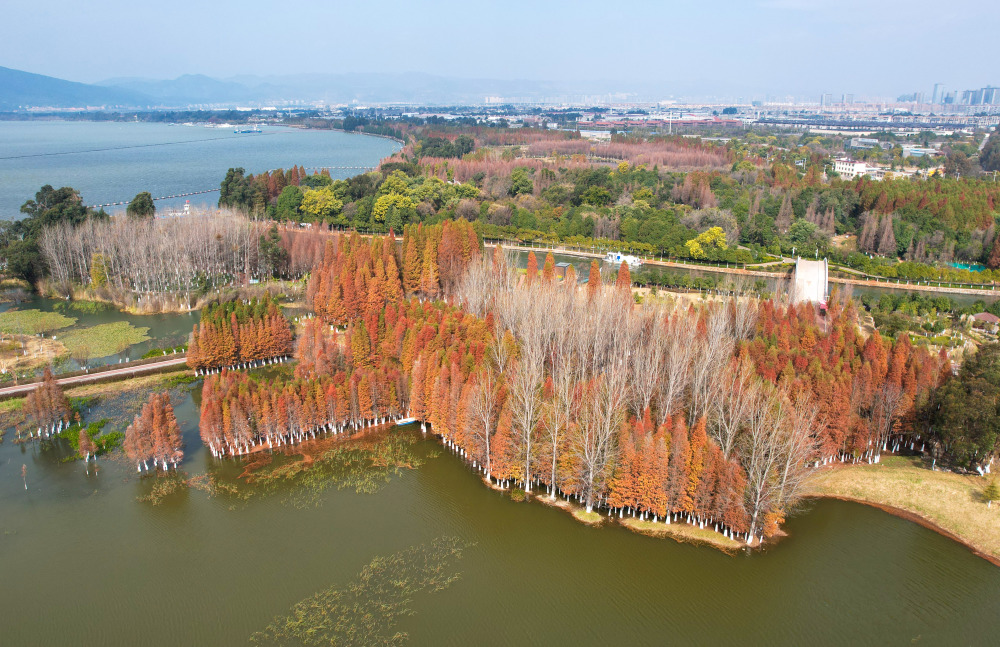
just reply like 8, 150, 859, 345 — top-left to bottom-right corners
793, 257, 829, 306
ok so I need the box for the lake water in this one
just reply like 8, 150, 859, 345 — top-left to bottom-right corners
0, 120, 400, 219
1, 381, 999, 646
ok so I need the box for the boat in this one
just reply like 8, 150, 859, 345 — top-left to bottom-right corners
604, 251, 643, 269
395, 417, 418, 426
234, 125, 262, 134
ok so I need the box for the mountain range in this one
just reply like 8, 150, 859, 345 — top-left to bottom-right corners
0, 65, 762, 109
0, 66, 147, 110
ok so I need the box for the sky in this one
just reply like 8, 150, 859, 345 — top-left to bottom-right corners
3, 0, 997, 99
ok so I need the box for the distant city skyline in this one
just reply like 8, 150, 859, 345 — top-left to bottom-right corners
3, 0, 996, 100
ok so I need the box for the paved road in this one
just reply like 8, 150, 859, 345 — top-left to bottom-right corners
0, 356, 189, 399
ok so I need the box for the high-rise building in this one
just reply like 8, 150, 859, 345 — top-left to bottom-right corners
931, 83, 945, 104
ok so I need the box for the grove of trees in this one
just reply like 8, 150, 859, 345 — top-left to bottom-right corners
199, 222, 945, 545
186, 294, 293, 373
24, 367, 71, 438
124, 392, 183, 472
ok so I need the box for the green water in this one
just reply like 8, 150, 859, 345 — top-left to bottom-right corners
1, 383, 999, 646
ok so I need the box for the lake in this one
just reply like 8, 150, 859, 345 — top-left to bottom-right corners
1, 381, 999, 646
0, 120, 400, 219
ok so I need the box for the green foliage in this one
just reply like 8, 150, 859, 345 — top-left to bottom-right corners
259, 224, 289, 277
201, 292, 283, 326
0, 309, 76, 335
59, 321, 151, 358
53, 419, 120, 459
300, 187, 344, 221
218, 168, 251, 210
930, 343, 1000, 467
981, 131, 1000, 173
2, 185, 105, 283
161, 372, 199, 387
510, 487, 526, 502
126, 192, 155, 219
510, 168, 534, 196
141, 345, 187, 359
274, 185, 303, 220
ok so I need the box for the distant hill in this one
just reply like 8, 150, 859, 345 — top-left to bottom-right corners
97, 72, 567, 106
0, 66, 149, 110
97, 74, 264, 105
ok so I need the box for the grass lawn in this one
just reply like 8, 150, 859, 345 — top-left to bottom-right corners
811, 455, 1000, 563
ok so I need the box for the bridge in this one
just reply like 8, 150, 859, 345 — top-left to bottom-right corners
793, 257, 829, 307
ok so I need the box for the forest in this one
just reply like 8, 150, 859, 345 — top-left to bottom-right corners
197, 225, 950, 545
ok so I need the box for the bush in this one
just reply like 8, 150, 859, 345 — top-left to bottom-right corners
510, 487, 526, 502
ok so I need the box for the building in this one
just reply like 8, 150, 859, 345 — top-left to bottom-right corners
901, 145, 939, 158
849, 137, 882, 149
932, 83, 945, 105
972, 312, 1000, 334
833, 158, 872, 179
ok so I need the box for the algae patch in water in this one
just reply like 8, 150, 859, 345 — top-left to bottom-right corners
240, 431, 425, 508
136, 473, 189, 505
250, 537, 469, 646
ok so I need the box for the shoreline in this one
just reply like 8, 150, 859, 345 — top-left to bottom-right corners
467, 447, 1000, 564
477, 471, 745, 553
809, 457, 1000, 568
811, 493, 1000, 568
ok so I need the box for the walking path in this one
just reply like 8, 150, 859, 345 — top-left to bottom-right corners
483, 241, 1000, 297
0, 356, 188, 399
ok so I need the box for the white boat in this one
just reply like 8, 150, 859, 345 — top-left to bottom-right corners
604, 251, 643, 269
395, 417, 418, 426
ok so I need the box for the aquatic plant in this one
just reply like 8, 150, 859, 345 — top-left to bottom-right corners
58, 321, 150, 358
137, 474, 188, 505
0, 309, 76, 335
244, 432, 425, 508
250, 537, 468, 646
53, 300, 114, 314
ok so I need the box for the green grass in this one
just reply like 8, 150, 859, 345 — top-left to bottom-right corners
58, 322, 151, 358
0, 309, 76, 335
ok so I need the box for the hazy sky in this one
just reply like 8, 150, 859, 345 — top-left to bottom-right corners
3, 0, 997, 97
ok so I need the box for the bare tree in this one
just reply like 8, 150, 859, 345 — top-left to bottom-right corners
711, 359, 760, 459
469, 366, 501, 481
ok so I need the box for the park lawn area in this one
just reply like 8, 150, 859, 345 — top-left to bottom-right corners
58, 322, 151, 358
810, 455, 1000, 563
0, 309, 76, 335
